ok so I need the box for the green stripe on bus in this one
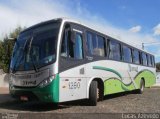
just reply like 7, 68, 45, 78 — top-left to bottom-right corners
93, 66, 122, 79
52, 74, 60, 102
104, 78, 135, 95
33, 74, 60, 102
104, 70, 156, 95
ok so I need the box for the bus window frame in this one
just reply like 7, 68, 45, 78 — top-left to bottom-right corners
59, 21, 156, 68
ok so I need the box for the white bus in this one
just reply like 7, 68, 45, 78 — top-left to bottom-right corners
9, 18, 156, 106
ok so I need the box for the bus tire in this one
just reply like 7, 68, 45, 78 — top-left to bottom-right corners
138, 79, 145, 94
89, 81, 98, 106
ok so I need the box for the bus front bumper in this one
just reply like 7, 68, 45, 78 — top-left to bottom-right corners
9, 74, 59, 103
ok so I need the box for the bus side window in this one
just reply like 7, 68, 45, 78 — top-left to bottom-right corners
142, 53, 147, 66
147, 55, 152, 66
67, 32, 83, 59
122, 45, 132, 63
61, 27, 83, 60
108, 40, 121, 61
133, 49, 140, 64
150, 55, 155, 67
86, 32, 93, 55
139, 51, 142, 64
86, 32, 105, 57
150, 55, 153, 66
94, 35, 105, 57
151, 56, 155, 67
74, 33, 83, 59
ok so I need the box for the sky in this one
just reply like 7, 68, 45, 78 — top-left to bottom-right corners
0, 0, 160, 62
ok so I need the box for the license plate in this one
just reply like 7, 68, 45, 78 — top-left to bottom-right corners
20, 96, 28, 101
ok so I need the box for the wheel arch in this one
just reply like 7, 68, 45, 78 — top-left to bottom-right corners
87, 77, 104, 99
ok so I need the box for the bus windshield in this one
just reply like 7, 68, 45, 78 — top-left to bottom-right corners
10, 21, 61, 72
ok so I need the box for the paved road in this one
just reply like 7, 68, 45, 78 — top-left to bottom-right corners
0, 88, 160, 114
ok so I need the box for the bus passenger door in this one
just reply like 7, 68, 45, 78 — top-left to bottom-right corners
59, 24, 87, 102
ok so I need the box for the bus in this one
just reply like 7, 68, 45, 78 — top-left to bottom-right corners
9, 18, 156, 106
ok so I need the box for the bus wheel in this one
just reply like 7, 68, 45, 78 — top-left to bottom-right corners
138, 79, 145, 94
89, 81, 98, 106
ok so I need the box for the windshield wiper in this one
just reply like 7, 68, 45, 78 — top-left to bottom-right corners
12, 36, 38, 73
28, 36, 39, 72
30, 54, 38, 72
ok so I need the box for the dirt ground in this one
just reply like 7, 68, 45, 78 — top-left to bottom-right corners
0, 87, 160, 119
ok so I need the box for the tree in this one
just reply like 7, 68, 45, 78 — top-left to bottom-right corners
0, 26, 26, 72
0, 41, 5, 70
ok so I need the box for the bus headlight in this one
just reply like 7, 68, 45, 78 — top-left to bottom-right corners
39, 75, 55, 88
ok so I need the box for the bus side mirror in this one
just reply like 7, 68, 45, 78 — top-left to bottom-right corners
8, 37, 17, 42
6, 37, 17, 73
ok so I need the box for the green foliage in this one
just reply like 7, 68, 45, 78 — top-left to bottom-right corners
0, 26, 25, 73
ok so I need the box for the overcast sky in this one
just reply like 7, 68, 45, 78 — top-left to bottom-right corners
0, 0, 160, 62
